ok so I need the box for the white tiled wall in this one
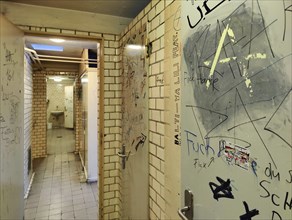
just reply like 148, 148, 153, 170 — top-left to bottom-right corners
24, 54, 33, 196
47, 79, 74, 127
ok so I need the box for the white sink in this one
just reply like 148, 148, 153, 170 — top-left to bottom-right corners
51, 111, 64, 116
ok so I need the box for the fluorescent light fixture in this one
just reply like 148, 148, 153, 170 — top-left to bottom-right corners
54, 77, 63, 82
50, 38, 65, 43
31, 43, 63, 51
126, 44, 145, 50
81, 78, 88, 83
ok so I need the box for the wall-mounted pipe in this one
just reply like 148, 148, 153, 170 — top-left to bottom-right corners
37, 54, 98, 62
24, 47, 98, 65
25, 47, 43, 69
36, 58, 98, 65
24, 172, 35, 199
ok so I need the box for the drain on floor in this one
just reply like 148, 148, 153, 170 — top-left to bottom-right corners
57, 136, 62, 138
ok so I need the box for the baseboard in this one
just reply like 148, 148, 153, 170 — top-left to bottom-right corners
78, 151, 88, 180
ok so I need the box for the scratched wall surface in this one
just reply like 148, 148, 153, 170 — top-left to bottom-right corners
181, 0, 291, 219
120, 23, 149, 219
0, 15, 24, 219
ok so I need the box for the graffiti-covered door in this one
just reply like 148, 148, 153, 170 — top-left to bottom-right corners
120, 23, 149, 219
181, 0, 291, 219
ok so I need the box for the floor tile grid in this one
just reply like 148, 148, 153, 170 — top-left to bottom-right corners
24, 129, 98, 220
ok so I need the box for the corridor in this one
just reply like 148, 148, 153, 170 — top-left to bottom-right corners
24, 129, 98, 220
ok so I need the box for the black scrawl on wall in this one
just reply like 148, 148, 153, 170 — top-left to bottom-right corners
183, 0, 292, 168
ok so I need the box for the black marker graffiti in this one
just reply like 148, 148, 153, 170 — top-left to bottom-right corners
186, 105, 228, 140
209, 176, 234, 200
172, 40, 181, 147
187, 6, 204, 29
183, 0, 291, 219
134, 133, 147, 151
286, 170, 292, 184
282, 0, 292, 41
6, 69, 14, 83
173, 6, 181, 31
184, 3, 291, 165
173, 35, 179, 59
187, 0, 231, 29
264, 89, 292, 149
260, 180, 292, 213
255, 0, 275, 57
156, 75, 164, 85
0, 126, 21, 145
3, 43, 16, 63
122, 24, 148, 163
236, 89, 277, 169
194, 157, 215, 169
271, 211, 282, 220
227, 116, 266, 131
174, 134, 181, 145
265, 163, 281, 181
239, 201, 259, 220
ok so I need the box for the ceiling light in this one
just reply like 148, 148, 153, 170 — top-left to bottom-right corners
126, 44, 145, 50
81, 78, 88, 83
50, 38, 65, 43
54, 77, 63, 82
31, 43, 63, 51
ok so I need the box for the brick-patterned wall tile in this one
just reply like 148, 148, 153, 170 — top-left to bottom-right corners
32, 71, 47, 158
24, 54, 33, 195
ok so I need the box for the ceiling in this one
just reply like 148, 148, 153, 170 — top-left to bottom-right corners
25, 35, 99, 71
25, 35, 98, 57
20, 0, 152, 71
5, 0, 151, 18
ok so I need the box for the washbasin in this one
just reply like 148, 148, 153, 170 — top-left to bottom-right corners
51, 111, 64, 116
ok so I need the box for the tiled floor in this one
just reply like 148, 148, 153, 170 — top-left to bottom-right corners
24, 128, 98, 220
47, 128, 75, 155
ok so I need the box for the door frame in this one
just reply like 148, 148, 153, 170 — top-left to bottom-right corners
24, 31, 105, 219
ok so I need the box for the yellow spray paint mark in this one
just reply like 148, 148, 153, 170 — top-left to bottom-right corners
204, 61, 211, 66
245, 78, 252, 88
242, 63, 247, 77
245, 53, 267, 61
242, 63, 253, 96
206, 80, 211, 88
227, 28, 236, 43
206, 23, 230, 89
219, 57, 231, 63
219, 57, 237, 64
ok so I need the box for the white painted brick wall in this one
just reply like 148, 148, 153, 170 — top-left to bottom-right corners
24, 54, 33, 196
